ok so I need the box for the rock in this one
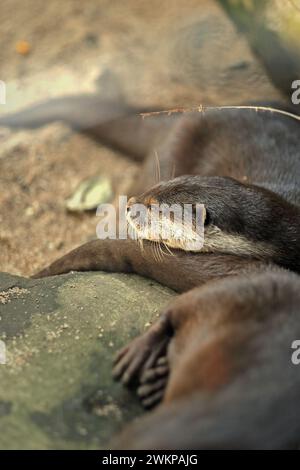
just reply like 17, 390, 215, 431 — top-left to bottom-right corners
0, 271, 174, 449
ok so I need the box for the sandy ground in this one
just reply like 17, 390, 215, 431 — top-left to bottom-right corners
0, 0, 280, 277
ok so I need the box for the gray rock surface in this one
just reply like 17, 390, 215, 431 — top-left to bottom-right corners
0, 271, 174, 449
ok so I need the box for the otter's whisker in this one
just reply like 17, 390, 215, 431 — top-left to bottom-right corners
150, 242, 157, 262
154, 241, 160, 262
171, 163, 176, 179
156, 242, 162, 261
157, 241, 167, 262
154, 149, 161, 183
152, 242, 159, 262
138, 238, 144, 253
158, 242, 167, 261
163, 241, 175, 257
154, 241, 163, 262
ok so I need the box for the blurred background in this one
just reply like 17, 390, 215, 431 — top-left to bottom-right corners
0, 0, 299, 276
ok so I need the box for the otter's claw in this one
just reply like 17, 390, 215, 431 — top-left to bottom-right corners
137, 357, 169, 408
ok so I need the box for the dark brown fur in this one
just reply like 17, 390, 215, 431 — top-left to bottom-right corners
112, 268, 300, 449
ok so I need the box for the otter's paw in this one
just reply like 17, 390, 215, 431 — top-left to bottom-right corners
137, 356, 169, 409
112, 331, 169, 386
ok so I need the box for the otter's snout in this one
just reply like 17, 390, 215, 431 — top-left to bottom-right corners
126, 197, 137, 210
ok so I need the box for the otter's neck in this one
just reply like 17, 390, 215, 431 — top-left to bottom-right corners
275, 206, 300, 273
255, 181, 300, 207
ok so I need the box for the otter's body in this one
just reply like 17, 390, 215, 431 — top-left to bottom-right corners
113, 268, 300, 449
1, 97, 300, 448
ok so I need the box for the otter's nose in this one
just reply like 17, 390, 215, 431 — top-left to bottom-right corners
127, 196, 137, 213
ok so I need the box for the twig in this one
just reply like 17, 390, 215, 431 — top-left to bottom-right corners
141, 105, 300, 122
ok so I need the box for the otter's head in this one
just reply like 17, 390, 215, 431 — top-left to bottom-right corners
126, 176, 293, 260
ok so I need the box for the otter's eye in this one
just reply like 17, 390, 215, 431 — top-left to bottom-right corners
204, 210, 210, 226
191, 204, 210, 225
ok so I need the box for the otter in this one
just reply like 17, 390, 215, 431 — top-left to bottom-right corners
112, 267, 300, 449
0, 97, 300, 448
0, 97, 299, 276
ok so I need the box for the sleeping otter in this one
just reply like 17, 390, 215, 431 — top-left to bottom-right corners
0, 98, 300, 448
